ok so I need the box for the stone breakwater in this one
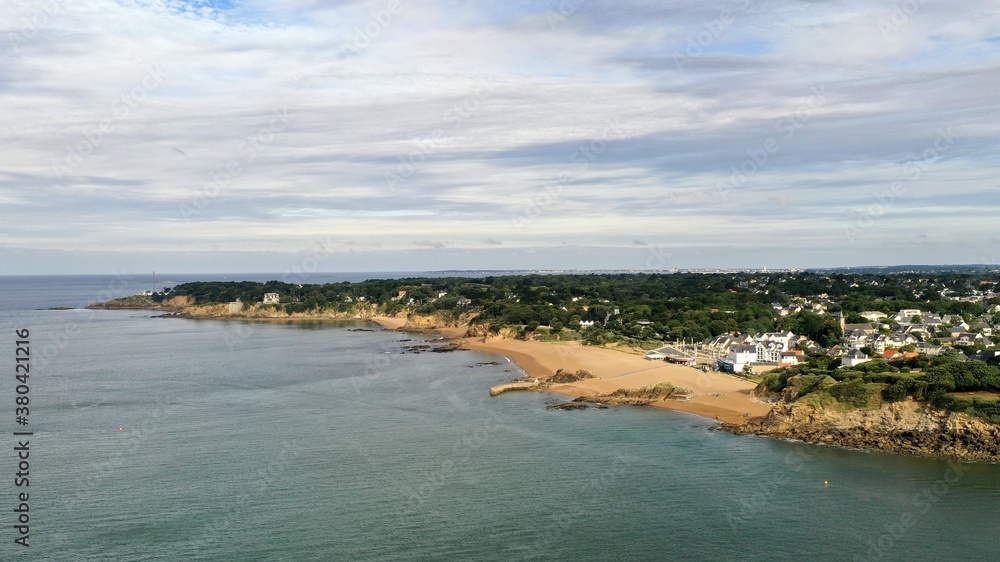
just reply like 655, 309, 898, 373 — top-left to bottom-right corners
723, 400, 1000, 463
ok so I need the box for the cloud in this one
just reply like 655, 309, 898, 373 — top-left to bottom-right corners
1, 0, 999, 273
412, 240, 446, 249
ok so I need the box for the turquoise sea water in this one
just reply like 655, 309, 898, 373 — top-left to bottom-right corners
1, 275, 998, 561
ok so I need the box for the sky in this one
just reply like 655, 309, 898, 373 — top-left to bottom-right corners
2, 0, 999, 275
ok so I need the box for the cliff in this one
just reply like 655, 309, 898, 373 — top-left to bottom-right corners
725, 399, 1000, 462
87, 296, 472, 326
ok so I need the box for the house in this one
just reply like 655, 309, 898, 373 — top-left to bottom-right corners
842, 350, 871, 368
893, 309, 925, 323
941, 316, 970, 331
579, 320, 596, 328
755, 342, 784, 363
393, 290, 407, 301
888, 333, 918, 348
914, 342, 942, 356
942, 325, 968, 338
844, 323, 875, 335
780, 351, 803, 366
704, 334, 753, 355
860, 311, 888, 322
719, 344, 759, 373
141, 290, 153, 296
263, 293, 280, 304
869, 334, 889, 354
969, 350, 1000, 362
758, 331, 795, 351
456, 297, 472, 307
954, 333, 984, 347
882, 349, 902, 360
845, 329, 869, 349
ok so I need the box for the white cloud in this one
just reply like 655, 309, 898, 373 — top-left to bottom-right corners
2, 0, 999, 273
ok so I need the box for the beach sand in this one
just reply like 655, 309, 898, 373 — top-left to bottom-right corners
372, 317, 771, 424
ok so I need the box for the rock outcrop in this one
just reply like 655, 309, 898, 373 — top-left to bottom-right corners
489, 380, 543, 396
548, 369, 596, 384
725, 399, 1000, 462
579, 383, 692, 407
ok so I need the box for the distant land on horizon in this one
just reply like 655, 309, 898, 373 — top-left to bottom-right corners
425, 264, 1000, 276
3, 264, 1000, 279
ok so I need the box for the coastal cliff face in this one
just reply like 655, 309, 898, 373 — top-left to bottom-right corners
400, 312, 472, 331
88, 296, 464, 325
726, 400, 1000, 462
464, 323, 518, 341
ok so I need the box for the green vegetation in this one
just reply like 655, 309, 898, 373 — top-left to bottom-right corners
763, 353, 1000, 422
138, 270, 1000, 422
152, 271, 998, 349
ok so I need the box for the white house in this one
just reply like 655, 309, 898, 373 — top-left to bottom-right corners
842, 350, 871, 368
263, 293, 280, 304
725, 344, 759, 372
860, 311, 888, 322
758, 331, 795, 350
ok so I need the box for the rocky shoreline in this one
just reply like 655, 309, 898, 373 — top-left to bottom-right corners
722, 400, 1000, 463
86, 295, 1000, 462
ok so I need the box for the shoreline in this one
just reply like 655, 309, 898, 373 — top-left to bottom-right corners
84, 305, 1000, 461
85, 303, 771, 423
370, 316, 772, 424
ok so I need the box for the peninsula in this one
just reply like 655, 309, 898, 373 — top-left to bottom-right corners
88, 270, 1000, 461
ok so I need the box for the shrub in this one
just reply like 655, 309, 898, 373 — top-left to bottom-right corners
827, 378, 883, 409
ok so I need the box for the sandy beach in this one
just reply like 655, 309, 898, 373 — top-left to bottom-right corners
372, 316, 772, 424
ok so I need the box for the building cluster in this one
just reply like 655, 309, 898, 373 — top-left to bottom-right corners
642, 301, 1000, 375
834, 308, 999, 367
706, 331, 810, 374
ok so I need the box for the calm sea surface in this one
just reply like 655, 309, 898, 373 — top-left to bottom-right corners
0, 274, 998, 561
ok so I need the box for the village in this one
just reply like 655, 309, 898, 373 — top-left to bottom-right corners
644, 303, 1000, 375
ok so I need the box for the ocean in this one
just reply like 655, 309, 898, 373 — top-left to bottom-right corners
1, 274, 998, 561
